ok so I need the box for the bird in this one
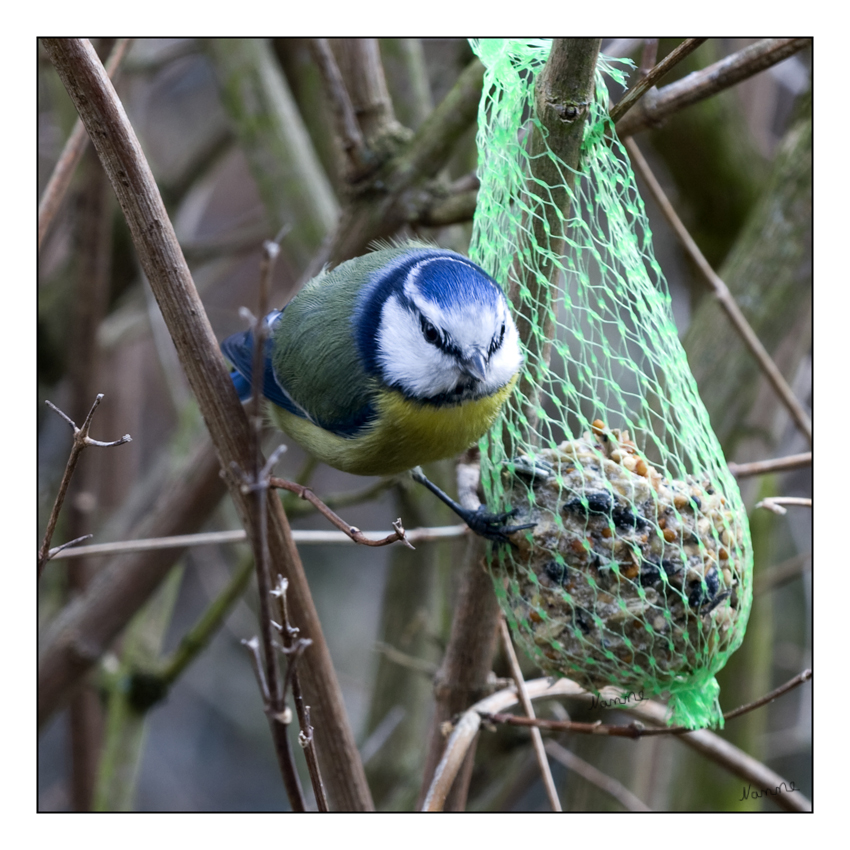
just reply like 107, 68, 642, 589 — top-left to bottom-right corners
221, 240, 530, 541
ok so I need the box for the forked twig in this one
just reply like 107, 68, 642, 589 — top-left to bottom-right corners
615, 38, 811, 137
38, 394, 131, 581
608, 38, 707, 125
272, 576, 329, 812
755, 497, 812, 516
270, 477, 414, 549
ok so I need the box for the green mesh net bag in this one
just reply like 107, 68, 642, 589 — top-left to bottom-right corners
468, 39, 753, 729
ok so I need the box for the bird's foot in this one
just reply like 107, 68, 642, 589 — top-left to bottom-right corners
459, 506, 536, 545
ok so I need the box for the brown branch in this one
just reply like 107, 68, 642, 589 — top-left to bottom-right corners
229, 232, 310, 810
270, 477, 413, 549
608, 38, 707, 124
38, 395, 132, 581
498, 618, 561, 811
755, 496, 812, 515
416, 452, 500, 811
616, 38, 811, 137
47, 523, 467, 560
308, 38, 369, 179
729, 452, 812, 478
38, 38, 133, 250
41, 38, 373, 812
625, 137, 813, 444
422, 676, 811, 813
543, 740, 652, 812
482, 669, 812, 737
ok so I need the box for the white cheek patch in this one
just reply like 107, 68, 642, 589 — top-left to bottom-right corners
376, 296, 460, 396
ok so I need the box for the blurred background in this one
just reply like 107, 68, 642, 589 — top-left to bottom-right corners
38, 38, 811, 812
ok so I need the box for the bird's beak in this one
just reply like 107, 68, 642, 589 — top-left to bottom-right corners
461, 349, 487, 382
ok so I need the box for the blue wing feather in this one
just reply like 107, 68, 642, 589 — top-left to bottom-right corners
221, 311, 308, 420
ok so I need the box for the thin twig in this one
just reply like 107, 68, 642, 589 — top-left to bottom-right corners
615, 38, 811, 137
498, 618, 561, 811
272, 576, 329, 812
38, 395, 131, 581
47, 534, 94, 559
270, 477, 413, 549
236, 233, 306, 812
608, 38, 707, 124
625, 137, 813, 444
283, 475, 395, 517
544, 740, 652, 812
755, 497, 812, 515
45, 523, 468, 560
38, 38, 133, 250
241, 637, 271, 704
729, 452, 812, 478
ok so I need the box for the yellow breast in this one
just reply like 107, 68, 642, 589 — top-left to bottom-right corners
269, 375, 517, 477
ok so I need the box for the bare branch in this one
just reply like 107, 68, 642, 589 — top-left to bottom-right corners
483, 669, 812, 737
272, 576, 329, 812
309, 38, 369, 178
38, 38, 133, 250
608, 38, 707, 124
616, 38, 811, 137
755, 497, 812, 515
422, 675, 811, 813
41, 37, 373, 811
498, 618, 561, 811
38, 395, 132, 581
729, 452, 811, 478
46, 523, 468, 560
270, 477, 414, 549
625, 137, 812, 444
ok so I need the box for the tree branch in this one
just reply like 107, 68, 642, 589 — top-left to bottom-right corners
608, 38, 707, 124
625, 136, 812, 444
38, 395, 131, 581
40, 37, 373, 812
616, 38, 811, 137
38, 38, 133, 250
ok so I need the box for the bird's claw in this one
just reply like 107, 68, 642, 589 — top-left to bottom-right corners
465, 506, 536, 545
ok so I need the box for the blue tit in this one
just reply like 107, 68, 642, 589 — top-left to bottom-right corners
221, 240, 530, 540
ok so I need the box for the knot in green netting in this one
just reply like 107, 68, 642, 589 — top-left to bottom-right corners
468, 39, 753, 729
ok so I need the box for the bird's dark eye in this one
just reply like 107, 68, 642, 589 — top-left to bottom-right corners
421, 317, 440, 345
489, 321, 506, 357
